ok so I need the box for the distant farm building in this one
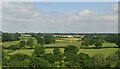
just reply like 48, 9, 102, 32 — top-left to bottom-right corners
54, 34, 83, 38
21, 34, 31, 37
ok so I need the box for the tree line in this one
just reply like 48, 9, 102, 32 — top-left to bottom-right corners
81, 34, 120, 48
2, 33, 20, 42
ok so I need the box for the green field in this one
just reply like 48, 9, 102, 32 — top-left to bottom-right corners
2, 41, 20, 48
6, 48, 118, 57
3, 37, 118, 58
79, 48, 118, 57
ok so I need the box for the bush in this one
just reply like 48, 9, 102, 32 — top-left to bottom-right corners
19, 41, 26, 47
27, 38, 34, 48
94, 39, 103, 48
9, 60, 29, 67
64, 45, 78, 54
32, 44, 45, 57
8, 44, 20, 50
9, 53, 29, 61
92, 54, 110, 68
29, 57, 51, 67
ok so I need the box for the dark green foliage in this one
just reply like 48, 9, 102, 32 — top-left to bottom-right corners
2, 58, 9, 66
44, 34, 55, 44
65, 53, 93, 68
44, 53, 62, 66
32, 44, 45, 57
8, 44, 20, 50
92, 54, 110, 68
32, 33, 55, 44
81, 35, 103, 48
19, 41, 26, 47
106, 54, 118, 66
115, 61, 120, 69
78, 53, 93, 68
65, 52, 80, 67
27, 38, 34, 48
105, 34, 120, 47
2, 33, 20, 42
114, 36, 120, 48
2, 50, 6, 59
53, 48, 61, 55
8, 53, 30, 67
64, 45, 79, 65
29, 57, 51, 67
44, 53, 55, 64
81, 38, 90, 46
94, 39, 103, 48
66, 60, 80, 67
9, 53, 29, 61
115, 50, 120, 60
64, 53, 77, 62
37, 36, 45, 45
9, 60, 29, 67
105, 35, 118, 43
64, 45, 78, 54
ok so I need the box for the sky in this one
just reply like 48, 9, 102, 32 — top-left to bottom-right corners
1, 2, 118, 33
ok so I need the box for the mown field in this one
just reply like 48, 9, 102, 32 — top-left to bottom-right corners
5, 48, 118, 57
3, 37, 118, 57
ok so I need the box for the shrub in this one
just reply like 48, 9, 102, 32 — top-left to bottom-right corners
8, 44, 20, 50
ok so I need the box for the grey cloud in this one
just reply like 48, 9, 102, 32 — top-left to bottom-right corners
2, 2, 118, 33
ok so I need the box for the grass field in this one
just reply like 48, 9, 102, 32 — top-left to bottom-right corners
2, 41, 20, 48
103, 43, 117, 47
8, 49, 34, 55
79, 48, 118, 57
6, 48, 118, 57
3, 37, 118, 58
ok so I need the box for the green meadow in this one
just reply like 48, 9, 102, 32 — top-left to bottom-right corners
3, 37, 118, 57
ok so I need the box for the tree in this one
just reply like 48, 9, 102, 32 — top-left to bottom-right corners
29, 57, 51, 68
44, 34, 55, 44
94, 39, 103, 48
53, 48, 61, 55
44, 53, 55, 64
32, 44, 45, 57
2, 50, 6, 59
106, 53, 119, 66
115, 61, 120, 69
34, 33, 55, 45
66, 53, 93, 68
105, 35, 117, 43
114, 36, 120, 48
8, 44, 20, 50
81, 38, 90, 47
9, 53, 28, 61
64, 52, 78, 62
2, 33, 20, 42
27, 38, 34, 48
92, 54, 110, 68
37, 37, 44, 45
78, 53, 93, 68
9, 60, 29, 67
64, 45, 78, 54
2, 57, 9, 67
115, 50, 120, 60
8, 53, 30, 67
19, 41, 26, 47
105, 35, 120, 48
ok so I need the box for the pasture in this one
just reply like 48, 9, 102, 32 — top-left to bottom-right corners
3, 37, 118, 57
6, 47, 118, 57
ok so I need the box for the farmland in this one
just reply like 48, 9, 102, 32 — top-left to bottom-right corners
3, 37, 118, 57
2, 33, 120, 68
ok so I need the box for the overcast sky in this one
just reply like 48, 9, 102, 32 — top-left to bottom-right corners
2, 2, 118, 33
